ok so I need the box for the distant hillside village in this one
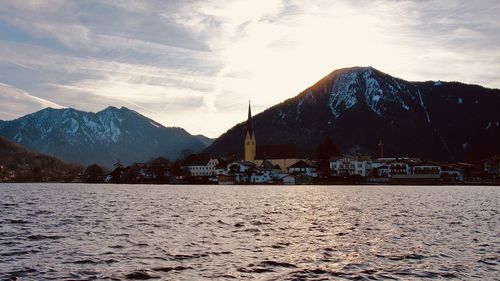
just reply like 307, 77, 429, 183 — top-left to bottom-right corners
73, 103, 500, 185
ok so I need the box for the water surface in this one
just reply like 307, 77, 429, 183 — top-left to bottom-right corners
0, 184, 499, 280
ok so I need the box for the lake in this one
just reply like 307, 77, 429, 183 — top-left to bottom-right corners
0, 184, 498, 280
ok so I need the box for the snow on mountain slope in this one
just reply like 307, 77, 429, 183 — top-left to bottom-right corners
0, 106, 208, 167
205, 66, 500, 162
327, 67, 415, 119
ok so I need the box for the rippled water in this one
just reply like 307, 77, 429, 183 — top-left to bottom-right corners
0, 184, 499, 280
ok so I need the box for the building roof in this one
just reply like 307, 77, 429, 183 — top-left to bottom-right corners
228, 160, 256, 167
386, 158, 420, 166
240, 161, 256, 167
289, 160, 316, 169
260, 160, 274, 170
255, 144, 297, 160
183, 153, 212, 166
214, 159, 228, 169
412, 161, 441, 167
441, 165, 463, 172
331, 155, 371, 161
374, 157, 419, 163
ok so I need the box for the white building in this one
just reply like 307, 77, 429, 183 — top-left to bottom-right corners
183, 154, 219, 177
250, 171, 272, 183
288, 160, 318, 177
411, 161, 442, 179
330, 155, 370, 177
386, 159, 414, 178
217, 160, 256, 184
371, 157, 421, 178
226, 161, 255, 173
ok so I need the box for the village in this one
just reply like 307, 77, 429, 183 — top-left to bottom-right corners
3, 103, 499, 184
87, 104, 500, 185
80, 144, 500, 185
160, 152, 500, 185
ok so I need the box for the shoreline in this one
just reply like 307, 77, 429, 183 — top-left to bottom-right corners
1, 181, 499, 186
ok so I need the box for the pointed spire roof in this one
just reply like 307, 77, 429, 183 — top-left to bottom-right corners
246, 100, 254, 137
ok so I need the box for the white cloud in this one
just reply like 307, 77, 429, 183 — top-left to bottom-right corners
0, 0, 499, 137
0, 83, 64, 120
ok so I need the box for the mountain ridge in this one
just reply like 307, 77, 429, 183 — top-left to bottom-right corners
204, 66, 500, 162
0, 106, 209, 167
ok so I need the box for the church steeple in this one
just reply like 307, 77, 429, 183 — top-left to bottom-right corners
244, 101, 256, 162
246, 100, 254, 137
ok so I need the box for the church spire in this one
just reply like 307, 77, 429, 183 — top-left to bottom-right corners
246, 100, 254, 137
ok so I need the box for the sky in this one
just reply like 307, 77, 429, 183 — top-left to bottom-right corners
0, 0, 499, 138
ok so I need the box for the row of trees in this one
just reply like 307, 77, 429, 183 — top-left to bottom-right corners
82, 156, 190, 183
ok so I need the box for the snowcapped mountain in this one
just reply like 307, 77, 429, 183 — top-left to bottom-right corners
205, 66, 500, 162
0, 106, 207, 167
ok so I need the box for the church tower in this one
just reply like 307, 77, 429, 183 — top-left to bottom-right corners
244, 101, 256, 162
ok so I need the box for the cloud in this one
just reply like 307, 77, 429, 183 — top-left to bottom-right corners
0, 83, 64, 120
0, 0, 499, 137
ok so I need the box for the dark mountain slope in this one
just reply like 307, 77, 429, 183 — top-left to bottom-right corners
0, 136, 83, 181
204, 67, 500, 162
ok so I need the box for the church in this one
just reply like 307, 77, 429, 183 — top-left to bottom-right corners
244, 102, 256, 163
244, 102, 303, 172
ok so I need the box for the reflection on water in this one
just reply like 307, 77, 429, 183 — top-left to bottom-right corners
0, 184, 498, 280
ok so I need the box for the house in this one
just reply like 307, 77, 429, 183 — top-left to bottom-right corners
106, 167, 128, 183
411, 161, 442, 179
374, 164, 390, 178
219, 160, 278, 184
282, 175, 296, 185
386, 158, 416, 178
441, 166, 464, 182
214, 160, 228, 176
260, 160, 286, 181
370, 157, 402, 177
183, 153, 219, 177
482, 155, 500, 177
388, 159, 448, 181
226, 161, 255, 173
288, 160, 318, 177
365, 158, 413, 179
129, 163, 154, 181
250, 170, 272, 183
220, 160, 256, 184
330, 155, 371, 177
